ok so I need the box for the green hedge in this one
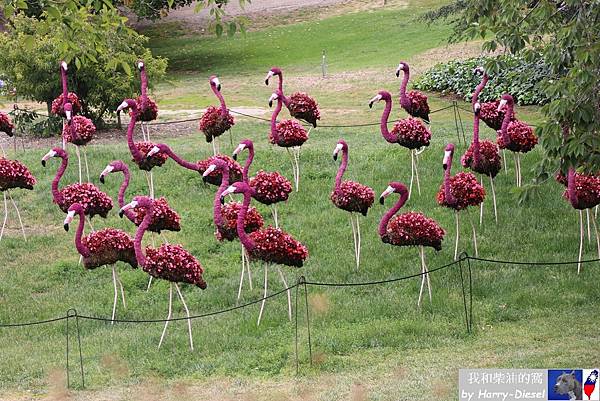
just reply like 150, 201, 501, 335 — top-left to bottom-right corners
413, 55, 550, 106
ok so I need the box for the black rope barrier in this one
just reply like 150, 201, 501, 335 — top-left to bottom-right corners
65, 309, 85, 389
468, 256, 600, 266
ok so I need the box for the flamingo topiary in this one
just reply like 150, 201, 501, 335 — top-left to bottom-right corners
369, 90, 431, 199
437, 143, 485, 260
497, 94, 538, 187
51, 61, 81, 120
269, 90, 309, 192
63, 203, 137, 322
199, 76, 235, 155
461, 102, 501, 224
471, 67, 511, 131
0, 111, 15, 157
120, 196, 207, 350
221, 181, 308, 325
232, 139, 292, 228
331, 139, 374, 270
379, 182, 445, 306
41, 147, 113, 219
265, 67, 321, 128
117, 99, 169, 199
62, 111, 96, 183
396, 62, 430, 123
135, 60, 159, 142
202, 158, 264, 300
0, 157, 36, 242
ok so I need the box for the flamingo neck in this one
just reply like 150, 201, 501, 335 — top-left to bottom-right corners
74, 207, 90, 257
276, 72, 283, 92
52, 155, 67, 205
567, 168, 578, 206
140, 69, 148, 109
271, 98, 283, 142
236, 191, 256, 251
242, 145, 254, 182
117, 168, 135, 221
399, 70, 409, 102
161, 144, 199, 171
133, 202, 153, 267
472, 74, 488, 105
444, 156, 457, 205
378, 191, 408, 237
380, 97, 396, 143
212, 85, 228, 116
500, 102, 513, 143
214, 166, 230, 228
473, 113, 481, 166
126, 112, 145, 162
334, 148, 348, 190
61, 69, 68, 104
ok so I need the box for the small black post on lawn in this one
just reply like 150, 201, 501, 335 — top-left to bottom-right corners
452, 101, 467, 146
457, 253, 471, 334
65, 308, 85, 389
294, 275, 312, 375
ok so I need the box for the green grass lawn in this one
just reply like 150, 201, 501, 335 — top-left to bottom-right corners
1, 1, 599, 400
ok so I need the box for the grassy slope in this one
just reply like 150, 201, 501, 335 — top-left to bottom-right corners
1, 1, 599, 399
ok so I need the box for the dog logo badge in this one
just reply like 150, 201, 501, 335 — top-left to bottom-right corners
583, 369, 599, 400
549, 370, 584, 400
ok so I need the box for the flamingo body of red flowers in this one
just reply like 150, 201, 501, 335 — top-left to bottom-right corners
396, 62, 430, 123
0, 112, 15, 137
199, 76, 235, 153
331, 139, 374, 269
0, 156, 36, 241
437, 143, 485, 260
42, 147, 113, 218
379, 181, 445, 306
135, 60, 159, 123
221, 181, 308, 325
121, 196, 206, 349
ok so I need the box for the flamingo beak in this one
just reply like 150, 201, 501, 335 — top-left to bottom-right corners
368, 94, 382, 109
41, 150, 56, 167
497, 99, 507, 112
116, 101, 129, 113
395, 63, 404, 77
63, 210, 75, 231
220, 185, 236, 204
265, 71, 274, 85
443, 150, 451, 169
99, 165, 114, 184
268, 93, 278, 108
202, 164, 216, 183
212, 77, 221, 91
474, 102, 481, 115
333, 143, 343, 161
119, 200, 138, 218
137, 61, 144, 70
232, 143, 245, 161
61, 61, 68, 71
146, 145, 160, 159
379, 186, 394, 205
65, 109, 72, 122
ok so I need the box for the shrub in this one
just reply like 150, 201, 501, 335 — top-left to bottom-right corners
413, 55, 550, 106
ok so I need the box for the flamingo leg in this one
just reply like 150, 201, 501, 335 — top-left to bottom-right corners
257, 264, 268, 326
454, 211, 460, 261
595, 205, 598, 219
147, 234, 157, 291
418, 246, 426, 308
578, 210, 584, 274
82, 147, 90, 184
408, 150, 414, 201
0, 192, 8, 242
502, 149, 507, 174
277, 267, 292, 321
212, 139, 217, 157
466, 209, 479, 257
586, 208, 592, 243
356, 214, 362, 270
414, 149, 421, 196
424, 248, 432, 302
512, 153, 518, 186
0, 141, 5, 157
8, 192, 26, 240
286, 148, 296, 193
271, 204, 279, 228
87, 216, 95, 232
244, 247, 252, 290
145, 123, 151, 142
350, 213, 358, 269
111, 265, 118, 324
490, 176, 498, 224
237, 243, 246, 301
75, 145, 82, 184
293, 147, 301, 192
516, 153, 522, 187
149, 171, 155, 200
591, 210, 600, 259
158, 283, 173, 349
479, 176, 484, 226
174, 283, 194, 351
116, 269, 126, 309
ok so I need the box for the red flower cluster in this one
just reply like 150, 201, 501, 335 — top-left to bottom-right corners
391, 117, 431, 149
330, 181, 375, 216
479, 101, 509, 130
133, 142, 168, 171
436, 172, 486, 210
382, 212, 445, 251
249, 226, 308, 267
51, 92, 81, 117
63, 116, 96, 146
144, 244, 207, 289
134, 96, 158, 122
0, 112, 14, 135
270, 120, 309, 147
216, 201, 264, 241
562, 173, 600, 210
59, 183, 113, 218
250, 170, 292, 205
132, 197, 181, 233
497, 121, 538, 153
82, 228, 137, 269
461, 140, 501, 178
0, 158, 36, 191
198, 155, 243, 186
406, 90, 430, 118
199, 106, 235, 142
287, 92, 321, 127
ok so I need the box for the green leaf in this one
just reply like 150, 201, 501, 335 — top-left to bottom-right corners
215, 23, 223, 37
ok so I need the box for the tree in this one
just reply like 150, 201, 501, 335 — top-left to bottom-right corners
0, 5, 167, 124
426, 0, 600, 177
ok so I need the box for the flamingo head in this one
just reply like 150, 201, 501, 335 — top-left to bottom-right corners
220, 181, 252, 204
497, 94, 514, 111
332, 139, 347, 161
368, 90, 391, 108
63, 203, 84, 231
443, 143, 455, 170
210, 75, 221, 91
268, 90, 283, 107
232, 139, 253, 160
379, 182, 408, 205
202, 158, 228, 183
99, 160, 126, 183
41, 147, 65, 167
63, 102, 73, 123
473, 66, 485, 76
473, 102, 481, 115
395, 61, 408, 77
146, 143, 167, 160
116, 99, 137, 113
60, 60, 68, 72
136, 60, 145, 71
119, 195, 151, 218
265, 67, 282, 85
